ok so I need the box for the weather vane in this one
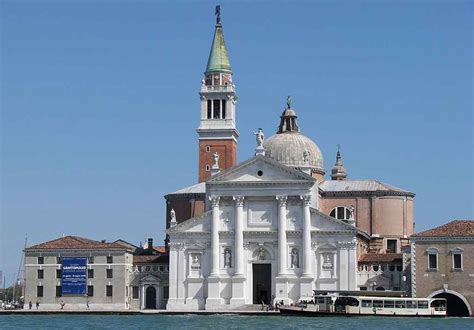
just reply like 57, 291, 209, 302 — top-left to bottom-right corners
215, 5, 221, 24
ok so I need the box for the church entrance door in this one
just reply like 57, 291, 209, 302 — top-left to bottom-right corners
145, 286, 157, 309
252, 264, 271, 304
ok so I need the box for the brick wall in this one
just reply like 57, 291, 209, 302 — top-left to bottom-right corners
198, 139, 236, 182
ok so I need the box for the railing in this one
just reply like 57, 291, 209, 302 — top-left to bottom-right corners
200, 85, 235, 93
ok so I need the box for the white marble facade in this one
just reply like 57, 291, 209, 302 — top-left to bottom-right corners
166, 156, 358, 310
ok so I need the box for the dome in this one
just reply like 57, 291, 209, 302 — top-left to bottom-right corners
264, 133, 325, 174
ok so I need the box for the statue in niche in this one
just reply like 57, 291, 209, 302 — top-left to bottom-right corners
191, 254, 200, 269
322, 254, 333, 270
290, 248, 299, 268
258, 246, 266, 260
224, 248, 232, 268
212, 152, 220, 168
254, 128, 265, 148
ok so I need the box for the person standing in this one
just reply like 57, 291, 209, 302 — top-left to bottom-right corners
86, 300, 90, 310
28, 301, 32, 310
35, 300, 39, 310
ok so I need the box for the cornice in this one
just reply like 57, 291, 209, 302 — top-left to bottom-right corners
411, 236, 474, 242
321, 190, 415, 198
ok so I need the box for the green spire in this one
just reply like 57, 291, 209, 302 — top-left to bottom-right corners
205, 8, 232, 74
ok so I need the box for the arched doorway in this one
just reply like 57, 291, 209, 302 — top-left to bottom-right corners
432, 292, 470, 317
145, 286, 157, 309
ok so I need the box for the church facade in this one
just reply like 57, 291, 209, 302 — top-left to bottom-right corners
165, 8, 414, 310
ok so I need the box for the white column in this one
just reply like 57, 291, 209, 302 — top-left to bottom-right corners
141, 285, 146, 309
233, 196, 245, 275
276, 195, 288, 275
210, 196, 220, 275
301, 195, 312, 276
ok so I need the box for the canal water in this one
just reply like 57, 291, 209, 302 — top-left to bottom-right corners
0, 314, 472, 329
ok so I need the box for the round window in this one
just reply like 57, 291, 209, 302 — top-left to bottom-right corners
257, 170, 263, 176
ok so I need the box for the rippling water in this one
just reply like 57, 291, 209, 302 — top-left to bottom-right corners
0, 314, 472, 329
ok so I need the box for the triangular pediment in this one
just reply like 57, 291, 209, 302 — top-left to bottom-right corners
167, 211, 212, 234
208, 155, 315, 184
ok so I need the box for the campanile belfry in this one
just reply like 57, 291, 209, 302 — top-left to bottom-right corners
197, 6, 239, 182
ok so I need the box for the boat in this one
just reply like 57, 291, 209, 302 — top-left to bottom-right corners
279, 295, 447, 317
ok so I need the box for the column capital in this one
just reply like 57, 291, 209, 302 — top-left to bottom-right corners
276, 195, 288, 207
300, 195, 311, 206
209, 195, 221, 207
233, 195, 245, 207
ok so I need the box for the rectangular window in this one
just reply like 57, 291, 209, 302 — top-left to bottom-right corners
373, 300, 383, 308
37, 286, 43, 297
213, 100, 221, 119
395, 300, 405, 308
387, 239, 397, 253
406, 300, 417, 309
417, 301, 429, 309
88, 268, 94, 278
106, 285, 113, 297
88, 256, 94, 264
106, 256, 113, 264
132, 286, 139, 299
87, 285, 94, 297
38, 257, 44, 264
383, 300, 394, 308
56, 286, 62, 297
163, 286, 169, 299
453, 253, 462, 270
37, 269, 44, 279
221, 100, 226, 119
56, 269, 62, 278
106, 269, 113, 278
428, 253, 437, 270
207, 100, 212, 119
361, 300, 372, 308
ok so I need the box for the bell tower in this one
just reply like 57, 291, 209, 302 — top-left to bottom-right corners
197, 6, 239, 183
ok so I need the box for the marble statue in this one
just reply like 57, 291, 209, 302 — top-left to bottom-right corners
212, 152, 220, 168
291, 248, 299, 268
224, 248, 232, 268
258, 247, 266, 260
254, 128, 265, 148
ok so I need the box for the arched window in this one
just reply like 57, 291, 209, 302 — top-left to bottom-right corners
329, 206, 353, 220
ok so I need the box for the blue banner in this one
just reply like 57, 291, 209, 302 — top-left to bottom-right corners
61, 257, 87, 295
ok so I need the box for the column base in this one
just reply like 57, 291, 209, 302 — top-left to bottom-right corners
206, 275, 222, 309
300, 276, 314, 300
229, 275, 246, 307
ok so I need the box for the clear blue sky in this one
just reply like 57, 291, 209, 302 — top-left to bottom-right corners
1, 1, 472, 286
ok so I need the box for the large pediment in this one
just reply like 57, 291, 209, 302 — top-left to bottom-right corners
208, 155, 315, 184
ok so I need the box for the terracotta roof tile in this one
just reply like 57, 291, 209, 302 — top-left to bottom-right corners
359, 253, 402, 263
28, 236, 125, 250
411, 220, 474, 238
133, 254, 169, 264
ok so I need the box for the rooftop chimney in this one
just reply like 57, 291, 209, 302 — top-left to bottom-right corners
147, 238, 153, 250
